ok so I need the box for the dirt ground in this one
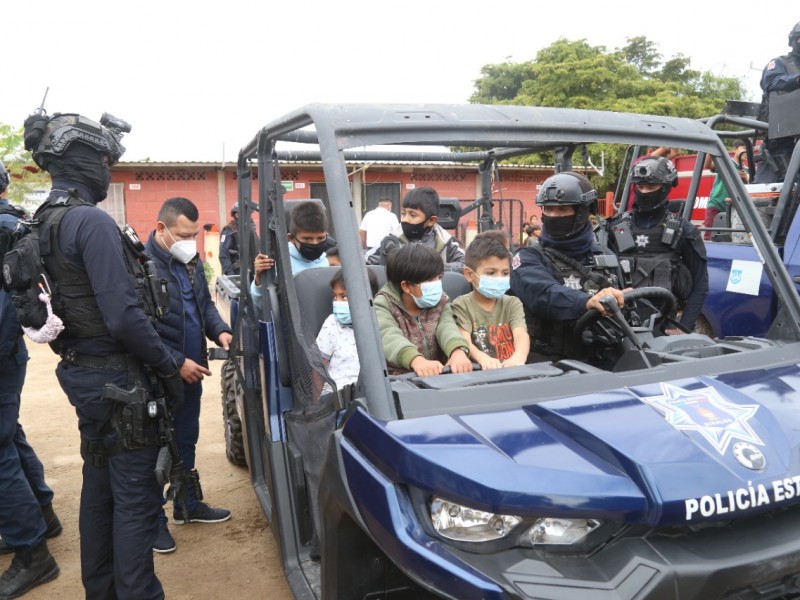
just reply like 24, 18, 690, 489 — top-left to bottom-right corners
3, 340, 294, 599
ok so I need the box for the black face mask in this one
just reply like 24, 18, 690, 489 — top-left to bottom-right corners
46, 144, 110, 201
634, 188, 668, 213
542, 214, 578, 239
401, 220, 428, 241
296, 240, 326, 261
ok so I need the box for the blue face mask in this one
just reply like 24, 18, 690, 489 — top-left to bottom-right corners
332, 301, 352, 325
412, 280, 443, 309
477, 275, 510, 299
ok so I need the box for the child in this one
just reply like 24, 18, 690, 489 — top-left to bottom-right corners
451, 235, 529, 369
316, 268, 379, 393
251, 200, 330, 308
374, 243, 471, 377
324, 245, 341, 267
366, 186, 464, 271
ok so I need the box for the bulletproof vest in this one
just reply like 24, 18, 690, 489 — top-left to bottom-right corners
529, 247, 620, 360
228, 229, 240, 271
36, 192, 155, 340
616, 212, 682, 293
759, 53, 800, 125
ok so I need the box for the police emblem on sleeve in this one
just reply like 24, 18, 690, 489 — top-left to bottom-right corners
640, 383, 763, 455
635, 234, 649, 248
563, 275, 581, 290
512, 253, 521, 270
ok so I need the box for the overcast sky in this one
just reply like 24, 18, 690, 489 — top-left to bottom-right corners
3, 1, 795, 162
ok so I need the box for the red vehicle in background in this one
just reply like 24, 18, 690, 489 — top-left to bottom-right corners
670, 154, 715, 224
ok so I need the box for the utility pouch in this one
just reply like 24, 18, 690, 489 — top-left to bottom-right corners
612, 223, 635, 252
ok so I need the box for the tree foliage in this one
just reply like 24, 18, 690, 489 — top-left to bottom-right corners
469, 37, 748, 192
0, 123, 49, 206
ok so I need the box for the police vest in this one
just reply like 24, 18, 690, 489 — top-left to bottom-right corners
759, 53, 800, 124
616, 212, 687, 297
529, 247, 620, 360
35, 192, 158, 339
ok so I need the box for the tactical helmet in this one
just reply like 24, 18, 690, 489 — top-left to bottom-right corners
0, 161, 8, 194
536, 172, 597, 239
535, 172, 598, 207
789, 21, 800, 46
230, 205, 239, 216
23, 112, 129, 170
629, 156, 679, 189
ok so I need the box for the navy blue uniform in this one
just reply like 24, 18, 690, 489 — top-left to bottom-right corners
144, 231, 231, 509
0, 200, 51, 553
605, 208, 708, 330
758, 52, 800, 181
49, 182, 176, 600
218, 222, 239, 275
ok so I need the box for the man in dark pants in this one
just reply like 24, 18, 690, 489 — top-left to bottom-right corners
145, 197, 232, 553
0, 162, 61, 598
218, 206, 240, 275
604, 157, 708, 334
510, 172, 625, 363
20, 111, 183, 599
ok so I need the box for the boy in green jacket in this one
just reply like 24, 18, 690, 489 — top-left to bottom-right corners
375, 243, 471, 377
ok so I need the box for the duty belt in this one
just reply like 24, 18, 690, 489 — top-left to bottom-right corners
60, 348, 130, 370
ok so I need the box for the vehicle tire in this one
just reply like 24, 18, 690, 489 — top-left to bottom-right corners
221, 358, 247, 466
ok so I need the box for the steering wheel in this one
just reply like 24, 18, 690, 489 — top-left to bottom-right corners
573, 286, 676, 346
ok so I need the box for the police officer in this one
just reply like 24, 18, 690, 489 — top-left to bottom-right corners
218, 206, 240, 275
604, 157, 708, 334
0, 162, 61, 598
21, 111, 183, 600
757, 21, 800, 183
510, 172, 625, 363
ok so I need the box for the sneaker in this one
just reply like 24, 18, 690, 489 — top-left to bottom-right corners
153, 520, 176, 554
173, 502, 231, 524
0, 539, 59, 599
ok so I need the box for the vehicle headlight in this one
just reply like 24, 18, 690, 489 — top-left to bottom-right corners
527, 517, 601, 546
430, 497, 521, 542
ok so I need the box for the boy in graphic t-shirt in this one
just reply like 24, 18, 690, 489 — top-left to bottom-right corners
451, 234, 530, 369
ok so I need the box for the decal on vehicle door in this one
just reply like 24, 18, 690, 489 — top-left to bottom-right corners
725, 259, 763, 296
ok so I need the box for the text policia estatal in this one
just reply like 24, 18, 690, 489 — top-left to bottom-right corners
685, 476, 800, 520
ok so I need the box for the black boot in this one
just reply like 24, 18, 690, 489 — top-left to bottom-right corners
0, 505, 61, 555
0, 539, 59, 599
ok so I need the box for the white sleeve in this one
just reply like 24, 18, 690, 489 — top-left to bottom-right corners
359, 211, 372, 232
316, 315, 337, 360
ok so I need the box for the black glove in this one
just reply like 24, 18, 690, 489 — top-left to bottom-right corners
160, 370, 185, 408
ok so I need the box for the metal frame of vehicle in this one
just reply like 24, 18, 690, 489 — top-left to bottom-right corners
226, 104, 800, 599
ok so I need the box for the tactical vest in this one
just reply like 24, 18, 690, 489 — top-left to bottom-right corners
615, 212, 686, 298
759, 53, 800, 124
35, 192, 160, 340
529, 247, 620, 360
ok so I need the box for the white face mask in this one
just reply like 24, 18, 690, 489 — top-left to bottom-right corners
161, 227, 197, 264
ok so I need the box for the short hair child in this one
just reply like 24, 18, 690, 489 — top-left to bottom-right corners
290, 201, 328, 237
451, 236, 530, 369
375, 243, 471, 377
402, 186, 440, 220
474, 228, 510, 250
316, 267, 380, 394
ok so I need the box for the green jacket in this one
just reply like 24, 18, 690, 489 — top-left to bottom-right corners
374, 282, 468, 373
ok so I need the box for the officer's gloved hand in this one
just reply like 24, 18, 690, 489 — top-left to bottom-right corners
161, 370, 185, 408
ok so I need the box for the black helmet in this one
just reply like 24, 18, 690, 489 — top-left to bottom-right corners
0, 161, 8, 194
230, 205, 239, 216
23, 112, 129, 170
629, 156, 678, 189
536, 172, 597, 239
789, 21, 800, 45
535, 172, 598, 207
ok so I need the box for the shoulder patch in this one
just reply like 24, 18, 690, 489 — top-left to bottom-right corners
767, 60, 776, 70
512, 253, 521, 270
220, 234, 226, 242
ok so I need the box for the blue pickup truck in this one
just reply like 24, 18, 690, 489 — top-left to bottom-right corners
216, 104, 800, 599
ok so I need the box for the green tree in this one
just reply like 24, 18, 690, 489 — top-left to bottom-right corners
0, 122, 49, 207
470, 37, 748, 193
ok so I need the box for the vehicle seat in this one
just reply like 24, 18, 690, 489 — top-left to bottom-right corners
711, 212, 731, 242
293, 266, 387, 337
442, 271, 471, 301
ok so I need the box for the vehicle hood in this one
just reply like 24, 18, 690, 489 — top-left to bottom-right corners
344, 365, 800, 526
